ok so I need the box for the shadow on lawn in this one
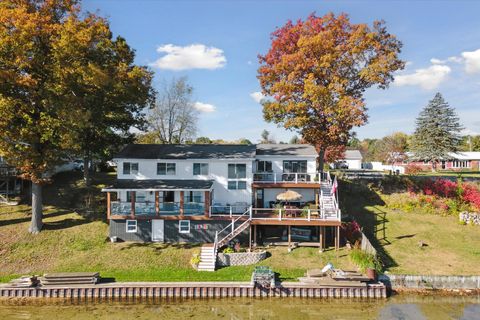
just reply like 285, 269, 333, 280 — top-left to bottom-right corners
120, 242, 200, 252
339, 179, 398, 270
0, 209, 71, 227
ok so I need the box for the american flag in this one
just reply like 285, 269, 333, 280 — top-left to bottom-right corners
331, 177, 338, 195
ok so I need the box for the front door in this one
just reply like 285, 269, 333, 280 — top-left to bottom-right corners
163, 191, 175, 202
152, 219, 164, 242
441, 160, 446, 170
255, 188, 264, 208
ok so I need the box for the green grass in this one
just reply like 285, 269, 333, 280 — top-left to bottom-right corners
341, 179, 480, 275
0, 171, 352, 283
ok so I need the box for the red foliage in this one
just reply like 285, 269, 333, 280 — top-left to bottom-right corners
405, 163, 423, 175
421, 179, 457, 198
462, 183, 480, 210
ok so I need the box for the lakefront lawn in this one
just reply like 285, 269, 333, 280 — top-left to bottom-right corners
0, 171, 352, 283
341, 179, 480, 275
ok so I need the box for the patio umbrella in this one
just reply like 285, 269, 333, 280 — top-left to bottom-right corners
276, 190, 302, 202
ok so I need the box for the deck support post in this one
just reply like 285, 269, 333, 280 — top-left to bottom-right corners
335, 226, 340, 251
288, 225, 291, 252
318, 226, 323, 253
204, 190, 210, 218
179, 191, 185, 218
155, 191, 159, 216
130, 191, 135, 218
253, 225, 257, 248
106, 192, 111, 220
249, 224, 252, 251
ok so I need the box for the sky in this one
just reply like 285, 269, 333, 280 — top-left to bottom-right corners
83, 0, 480, 142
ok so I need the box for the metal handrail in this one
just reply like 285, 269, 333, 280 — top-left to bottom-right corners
215, 207, 252, 247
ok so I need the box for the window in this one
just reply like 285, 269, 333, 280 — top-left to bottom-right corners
452, 160, 470, 168
193, 163, 209, 175
179, 220, 190, 233
283, 160, 307, 173
123, 162, 138, 175
185, 191, 202, 203
257, 160, 272, 172
228, 181, 247, 190
126, 191, 145, 202
227, 163, 247, 190
228, 164, 246, 179
157, 163, 176, 175
126, 220, 137, 233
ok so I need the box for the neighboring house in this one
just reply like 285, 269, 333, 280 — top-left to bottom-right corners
0, 156, 22, 202
396, 152, 480, 171
102, 143, 341, 252
331, 150, 363, 170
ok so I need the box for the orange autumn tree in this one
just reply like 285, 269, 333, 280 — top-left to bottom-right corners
258, 13, 404, 170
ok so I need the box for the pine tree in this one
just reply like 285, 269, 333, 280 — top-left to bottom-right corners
411, 93, 463, 171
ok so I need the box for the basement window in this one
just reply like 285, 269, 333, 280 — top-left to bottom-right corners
179, 220, 190, 234
126, 220, 137, 233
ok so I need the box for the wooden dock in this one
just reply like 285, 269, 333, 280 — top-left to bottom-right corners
0, 281, 387, 299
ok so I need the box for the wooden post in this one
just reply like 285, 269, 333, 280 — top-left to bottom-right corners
106, 192, 111, 220
288, 225, 291, 251
249, 224, 252, 251
204, 190, 210, 218
319, 226, 323, 253
155, 191, 159, 216
335, 226, 340, 251
130, 191, 136, 218
179, 191, 185, 218
253, 225, 257, 248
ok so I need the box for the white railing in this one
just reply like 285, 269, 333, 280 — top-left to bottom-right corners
209, 205, 249, 217
250, 207, 334, 221
253, 172, 321, 184
215, 207, 252, 248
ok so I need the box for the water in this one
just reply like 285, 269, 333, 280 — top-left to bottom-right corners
0, 294, 479, 319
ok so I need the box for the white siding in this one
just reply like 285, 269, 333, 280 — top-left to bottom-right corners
345, 159, 362, 170
116, 158, 253, 205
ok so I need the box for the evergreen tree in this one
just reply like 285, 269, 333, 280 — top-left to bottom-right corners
411, 93, 463, 170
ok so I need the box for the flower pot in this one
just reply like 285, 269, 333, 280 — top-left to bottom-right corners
366, 268, 377, 281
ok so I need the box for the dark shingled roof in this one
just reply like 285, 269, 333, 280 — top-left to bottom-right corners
256, 144, 317, 156
103, 179, 214, 190
115, 144, 256, 159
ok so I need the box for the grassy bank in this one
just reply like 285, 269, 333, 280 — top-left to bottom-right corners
341, 179, 480, 275
0, 171, 352, 283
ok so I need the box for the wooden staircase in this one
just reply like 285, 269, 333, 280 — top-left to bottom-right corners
197, 207, 252, 272
320, 175, 340, 220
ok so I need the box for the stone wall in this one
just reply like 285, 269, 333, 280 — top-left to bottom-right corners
217, 251, 267, 267
379, 274, 480, 290
459, 212, 480, 225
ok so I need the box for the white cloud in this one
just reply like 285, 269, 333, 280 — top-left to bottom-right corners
150, 44, 226, 70
461, 48, 480, 74
431, 56, 464, 65
193, 102, 216, 113
250, 91, 265, 103
394, 64, 451, 90
430, 58, 444, 65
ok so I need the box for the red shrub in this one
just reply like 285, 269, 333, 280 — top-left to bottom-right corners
421, 179, 457, 198
462, 183, 480, 210
405, 163, 423, 175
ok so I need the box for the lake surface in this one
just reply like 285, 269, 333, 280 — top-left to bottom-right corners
0, 293, 479, 319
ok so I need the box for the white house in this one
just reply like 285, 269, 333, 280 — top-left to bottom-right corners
102, 143, 342, 254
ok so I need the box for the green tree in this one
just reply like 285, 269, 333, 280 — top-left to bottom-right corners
237, 138, 252, 145
289, 135, 300, 144
411, 93, 463, 171
257, 13, 404, 171
374, 132, 409, 164
56, 12, 154, 186
195, 137, 212, 144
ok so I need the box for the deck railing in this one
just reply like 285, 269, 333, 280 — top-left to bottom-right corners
111, 201, 205, 216
250, 207, 340, 221
253, 172, 320, 184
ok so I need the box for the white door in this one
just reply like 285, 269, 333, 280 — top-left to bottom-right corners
152, 220, 164, 242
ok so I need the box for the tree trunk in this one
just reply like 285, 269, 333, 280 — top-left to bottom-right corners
318, 149, 325, 174
83, 154, 91, 187
29, 182, 43, 234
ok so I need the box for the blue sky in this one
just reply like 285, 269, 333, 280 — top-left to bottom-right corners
83, 0, 480, 142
